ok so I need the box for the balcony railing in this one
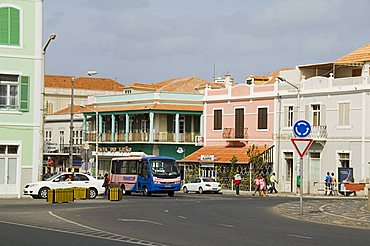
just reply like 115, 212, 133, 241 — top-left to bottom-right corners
43, 142, 82, 154
222, 128, 249, 139
308, 125, 327, 139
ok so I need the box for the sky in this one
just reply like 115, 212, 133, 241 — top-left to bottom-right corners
43, 0, 370, 85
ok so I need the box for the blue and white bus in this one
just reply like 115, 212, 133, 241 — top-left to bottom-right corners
110, 153, 181, 196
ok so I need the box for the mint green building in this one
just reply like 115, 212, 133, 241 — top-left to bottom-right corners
0, 1, 43, 197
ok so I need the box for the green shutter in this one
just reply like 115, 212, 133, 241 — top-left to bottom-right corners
0, 7, 9, 44
9, 7, 20, 45
19, 76, 29, 112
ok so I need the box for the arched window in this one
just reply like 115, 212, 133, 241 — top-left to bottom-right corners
0, 6, 20, 46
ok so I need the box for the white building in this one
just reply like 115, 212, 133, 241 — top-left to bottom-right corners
275, 43, 370, 194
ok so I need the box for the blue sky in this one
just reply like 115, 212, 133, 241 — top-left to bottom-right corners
44, 0, 370, 85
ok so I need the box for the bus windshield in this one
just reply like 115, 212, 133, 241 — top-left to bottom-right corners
150, 159, 179, 178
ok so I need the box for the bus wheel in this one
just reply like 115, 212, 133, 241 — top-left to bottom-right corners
143, 187, 151, 197
168, 191, 175, 197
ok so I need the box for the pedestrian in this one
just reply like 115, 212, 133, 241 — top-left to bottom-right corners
269, 173, 278, 193
42, 168, 52, 180
102, 173, 110, 197
259, 176, 267, 197
252, 175, 260, 196
325, 172, 331, 195
234, 173, 241, 196
330, 172, 337, 196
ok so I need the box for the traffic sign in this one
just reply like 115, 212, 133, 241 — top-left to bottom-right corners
293, 120, 311, 138
291, 138, 313, 158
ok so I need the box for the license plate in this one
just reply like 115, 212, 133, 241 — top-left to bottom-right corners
165, 185, 171, 188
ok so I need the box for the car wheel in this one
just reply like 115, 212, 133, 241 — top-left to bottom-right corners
183, 187, 189, 193
38, 187, 49, 199
198, 187, 203, 194
168, 191, 175, 197
143, 187, 151, 196
89, 188, 98, 199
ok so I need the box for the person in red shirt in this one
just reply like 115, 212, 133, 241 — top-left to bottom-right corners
234, 174, 241, 196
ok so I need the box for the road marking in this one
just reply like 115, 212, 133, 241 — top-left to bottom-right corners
217, 223, 234, 228
287, 234, 313, 240
47, 211, 165, 245
319, 204, 370, 222
118, 219, 163, 226
177, 216, 187, 219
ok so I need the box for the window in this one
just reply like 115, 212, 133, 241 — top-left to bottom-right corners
0, 74, 29, 111
312, 104, 321, 126
46, 101, 54, 114
125, 90, 132, 94
257, 107, 268, 130
338, 102, 350, 126
213, 109, 222, 130
45, 130, 52, 142
73, 130, 83, 145
59, 131, 65, 146
286, 106, 294, 127
0, 6, 20, 46
339, 153, 350, 168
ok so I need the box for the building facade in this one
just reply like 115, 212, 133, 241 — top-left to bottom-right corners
275, 44, 370, 194
0, 0, 43, 197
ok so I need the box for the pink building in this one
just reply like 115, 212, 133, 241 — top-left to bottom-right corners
183, 80, 276, 187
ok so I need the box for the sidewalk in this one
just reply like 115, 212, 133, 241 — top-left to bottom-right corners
222, 189, 370, 230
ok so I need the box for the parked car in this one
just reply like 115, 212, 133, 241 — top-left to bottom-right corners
182, 177, 221, 194
24, 172, 105, 199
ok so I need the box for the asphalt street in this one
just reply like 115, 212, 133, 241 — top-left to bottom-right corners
0, 193, 369, 246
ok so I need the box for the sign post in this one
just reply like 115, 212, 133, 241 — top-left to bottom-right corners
292, 120, 312, 215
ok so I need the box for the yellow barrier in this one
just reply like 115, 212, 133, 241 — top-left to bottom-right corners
46, 189, 74, 203
74, 187, 89, 200
109, 188, 122, 201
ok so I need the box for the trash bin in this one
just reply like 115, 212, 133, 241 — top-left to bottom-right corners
109, 188, 122, 201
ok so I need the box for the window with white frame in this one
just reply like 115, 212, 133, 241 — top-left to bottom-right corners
45, 130, 52, 142
0, 6, 21, 46
309, 152, 321, 183
257, 107, 268, 130
59, 131, 65, 146
338, 153, 350, 168
0, 74, 18, 110
312, 104, 321, 126
73, 130, 83, 145
284, 106, 294, 127
338, 102, 350, 126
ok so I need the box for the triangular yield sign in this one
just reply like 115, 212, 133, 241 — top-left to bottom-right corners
291, 138, 313, 158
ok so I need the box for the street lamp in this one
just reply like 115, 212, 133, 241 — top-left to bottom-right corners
277, 76, 302, 214
69, 71, 97, 170
40, 33, 56, 179
80, 104, 99, 178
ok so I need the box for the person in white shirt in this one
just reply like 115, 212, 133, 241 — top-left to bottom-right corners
269, 173, 278, 193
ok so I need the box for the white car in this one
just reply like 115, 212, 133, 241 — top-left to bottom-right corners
24, 172, 105, 199
182, 177, 221, 194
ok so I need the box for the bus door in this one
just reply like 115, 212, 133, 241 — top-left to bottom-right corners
137, 160, 150, 191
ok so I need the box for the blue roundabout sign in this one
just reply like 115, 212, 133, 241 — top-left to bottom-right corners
293, 120, 311, 138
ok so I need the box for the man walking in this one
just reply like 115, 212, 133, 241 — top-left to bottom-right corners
234, 173, 241, 196
325, 172, 331, 195
269, 173, 278, 193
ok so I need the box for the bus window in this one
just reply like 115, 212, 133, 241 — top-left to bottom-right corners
111, 160, 138, 174
150, 159, 179, 178
140, 160, 149, 179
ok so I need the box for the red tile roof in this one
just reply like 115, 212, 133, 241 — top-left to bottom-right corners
126, 77, 223, 93
182, 145, 267, 164
45, 75, 125, 91
336, 43, 370, 64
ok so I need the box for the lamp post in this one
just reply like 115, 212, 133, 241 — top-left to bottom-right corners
80, 105, 99, 178
40, 33, 56, 179
277, 76, 302, 214
69, 71, 97, 170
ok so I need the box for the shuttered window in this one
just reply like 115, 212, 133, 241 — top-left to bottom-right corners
0, 7, 20, 46
19, 76, 29, 112
338, 102, 350, 126
213, 109, 222, 130
258, 107, 268, 130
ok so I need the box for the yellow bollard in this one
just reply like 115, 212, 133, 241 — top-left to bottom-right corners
109, 188, 122, 201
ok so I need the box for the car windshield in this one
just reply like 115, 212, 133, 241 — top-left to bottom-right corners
46, 173, 60, 181
150, 159, 180, 178
202, 177, 214, 182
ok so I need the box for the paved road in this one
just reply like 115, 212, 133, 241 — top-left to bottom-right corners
0, 193, 369, 246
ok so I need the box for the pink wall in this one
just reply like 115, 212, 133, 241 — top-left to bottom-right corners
204, 84, 275, 147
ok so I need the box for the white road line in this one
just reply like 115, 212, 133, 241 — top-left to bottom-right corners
177, 216, 187, 219
118, 219, 163, 226
287, 234, 313, 240
217, 223, 234, 228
